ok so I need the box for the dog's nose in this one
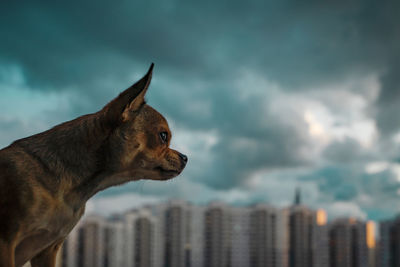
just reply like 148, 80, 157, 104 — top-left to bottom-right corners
178, 152, 188, 164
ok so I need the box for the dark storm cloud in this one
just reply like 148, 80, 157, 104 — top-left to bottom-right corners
1, 0, 398, 89
0, 0, 214, 90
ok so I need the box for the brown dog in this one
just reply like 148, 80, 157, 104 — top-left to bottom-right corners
0, 64, 187, 267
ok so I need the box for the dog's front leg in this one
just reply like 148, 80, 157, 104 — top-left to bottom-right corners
30, 241, 63, 267
0, 240, 15, 267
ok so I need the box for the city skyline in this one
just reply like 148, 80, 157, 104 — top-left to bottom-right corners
84, 188, 380, 224
85, 188, 382, 236
60, 193, 387, 267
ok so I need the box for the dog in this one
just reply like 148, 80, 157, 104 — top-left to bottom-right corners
0, 64, 188, 267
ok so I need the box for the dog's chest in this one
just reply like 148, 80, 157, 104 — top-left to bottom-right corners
47, 202, 85, 235
16, 202, 85, 265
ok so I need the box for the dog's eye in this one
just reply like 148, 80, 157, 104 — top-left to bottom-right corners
159, 132, 168, 143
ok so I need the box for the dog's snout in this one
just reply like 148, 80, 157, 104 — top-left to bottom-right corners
178, 152, 188, 164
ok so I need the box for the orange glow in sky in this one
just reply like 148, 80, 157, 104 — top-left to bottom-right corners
366, 221, 376, 249
316, 209, 327, 226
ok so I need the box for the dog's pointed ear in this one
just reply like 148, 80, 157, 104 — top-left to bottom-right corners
102, 63, 154, 125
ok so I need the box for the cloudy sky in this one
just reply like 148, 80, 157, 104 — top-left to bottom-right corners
1, 0, 400, 221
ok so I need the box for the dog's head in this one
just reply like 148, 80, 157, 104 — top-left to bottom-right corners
101, 64, 187, 181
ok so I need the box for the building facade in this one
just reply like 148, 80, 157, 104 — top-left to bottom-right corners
103, 220, 124, 267
204, 202, 232, 267
379, 216, 400, 267
288, 190, 329, 267
249, 205, 290, 267
76, 215, 105, 267
329, 218, 369, 267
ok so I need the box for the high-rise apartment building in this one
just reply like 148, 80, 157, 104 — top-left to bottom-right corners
329, 218, 370, 267
289, 189, 329, 267
186, 205, 205, 267
379, 216, 400, 267
76, 215, 105, 267
311, 209, 329, 267
164, 200, 188, 267
231, 207, 250, 267
134, 213, 155, 267
145, 203, 166, 267
379, 220, 393, 267
62, 221, 82, 267
249, 204, 289, 267
103, 220, 124, 267
289, 204, 313, 267
123, 208, 156, 267
204, 202, 232, 267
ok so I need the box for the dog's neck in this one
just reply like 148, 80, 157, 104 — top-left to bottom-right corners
13, 112, 125, 207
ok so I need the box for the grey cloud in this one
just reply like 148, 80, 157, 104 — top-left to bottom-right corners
1, 0, 399, 90
0, 118, 44, 148
376, 60, 400, 136
323, 137, 376, 164
0, 119, 26, 147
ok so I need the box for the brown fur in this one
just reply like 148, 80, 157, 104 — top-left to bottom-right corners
0, 64, 187, 267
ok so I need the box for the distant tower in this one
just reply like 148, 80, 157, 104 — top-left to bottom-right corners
329, 218, 369, 267
204, 202, 232, 267
294, 188, 301, 205
76, 215, 105, 267
289, 187, 329, 267
164, 200, 188, 267
249, 205, 289, 267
